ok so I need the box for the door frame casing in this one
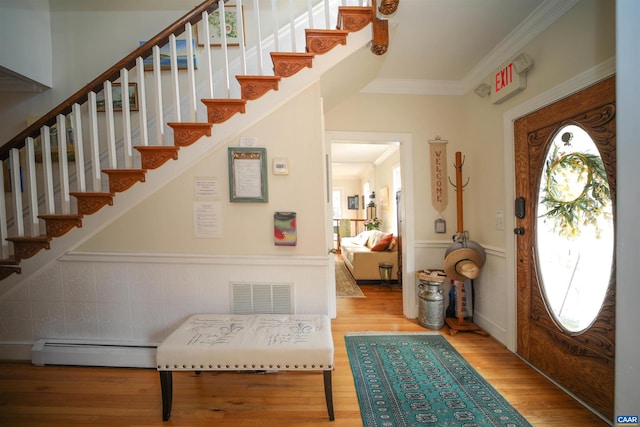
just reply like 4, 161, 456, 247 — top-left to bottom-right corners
501, 58, 616, 352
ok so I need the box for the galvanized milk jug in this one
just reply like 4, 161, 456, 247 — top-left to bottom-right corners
417, 270, 446, 330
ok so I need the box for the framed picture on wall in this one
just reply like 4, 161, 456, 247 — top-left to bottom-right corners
228, 147, 268, 202
197, 6, 245, 46
348, 195, 359, 210
96, 83, 138, 112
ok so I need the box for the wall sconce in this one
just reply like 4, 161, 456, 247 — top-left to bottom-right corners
474, 82, 491, 97
512, 53, 533, 73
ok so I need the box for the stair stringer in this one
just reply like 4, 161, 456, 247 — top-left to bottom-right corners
0, 24, 373, 296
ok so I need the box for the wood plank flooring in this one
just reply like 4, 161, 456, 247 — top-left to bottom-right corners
0, 285, 608, 426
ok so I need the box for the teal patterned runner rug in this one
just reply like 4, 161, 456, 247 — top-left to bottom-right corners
345, 333, 532, 427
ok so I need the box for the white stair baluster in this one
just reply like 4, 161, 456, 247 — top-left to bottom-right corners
237, 0, 247, 75
56, 114, 71, 214
9, 148, 24, 236
202, 11, 215, 98
152, 45, 164, 145
40, 126, 55, 215
104, 81, 117, 169
307, 0, 314, 29
71, 103, 86, 192
219, 1, 231, 97
136, 57, 149, 147
24, 137, 39, 236
254, 0, 264, 75
87, 91, 102, 192
185, 23, 198, 122
270, 0, 279, 51
289, 0, 296, 52
169, 35, 181, 122
120, 69, 133, 168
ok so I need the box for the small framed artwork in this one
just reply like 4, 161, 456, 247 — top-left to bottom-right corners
96, 83, 138, 112
228, 147, 268, 202
197, 6, 245, 46
274, 212, 297, 246
347, 195, 359, 210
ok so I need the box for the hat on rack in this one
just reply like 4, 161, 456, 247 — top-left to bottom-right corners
444, 240, 486, 282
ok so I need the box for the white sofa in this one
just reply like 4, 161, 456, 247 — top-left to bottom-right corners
340, 230, 399, 283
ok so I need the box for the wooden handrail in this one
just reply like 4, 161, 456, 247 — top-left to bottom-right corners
0, 0, 223, 161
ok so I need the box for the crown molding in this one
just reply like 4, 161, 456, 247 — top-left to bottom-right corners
361, 0, 582, 96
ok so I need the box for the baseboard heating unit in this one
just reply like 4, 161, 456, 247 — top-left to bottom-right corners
31, 339, 159, 368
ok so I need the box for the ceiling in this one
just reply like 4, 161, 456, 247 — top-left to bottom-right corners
329, 0, 580, 179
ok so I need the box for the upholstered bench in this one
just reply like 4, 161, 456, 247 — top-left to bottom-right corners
156, 313, 335, 421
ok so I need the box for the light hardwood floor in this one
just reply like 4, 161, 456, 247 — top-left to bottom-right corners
0, 285, 608, 426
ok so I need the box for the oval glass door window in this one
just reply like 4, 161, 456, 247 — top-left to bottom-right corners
536, 124, 614, 333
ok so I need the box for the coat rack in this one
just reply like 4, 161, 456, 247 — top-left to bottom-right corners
444, 151, 488, 336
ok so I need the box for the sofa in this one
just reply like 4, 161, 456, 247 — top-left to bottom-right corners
340, 230, 399, 283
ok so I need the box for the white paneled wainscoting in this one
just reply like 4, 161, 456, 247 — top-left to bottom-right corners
0, 252, 333, 365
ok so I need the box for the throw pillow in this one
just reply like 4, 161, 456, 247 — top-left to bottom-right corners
387, 237, 398, 251
352, 230, 371, 246
371, 234, 393, 251
366, 230, 386, 248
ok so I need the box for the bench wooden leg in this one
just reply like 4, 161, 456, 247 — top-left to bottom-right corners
323, 370, 335, 421
159, 371, 173, 421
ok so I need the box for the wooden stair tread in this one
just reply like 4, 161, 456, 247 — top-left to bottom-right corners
236, 75, 282, 101
38, 215, 83, 238
167, 122, 213, 147
5, 236, 51, 260
69, 192, 114, 216
201, 99, 247, 124
102, 169, 147, 193
305, 29, 349, 55
0, 266, 21, 280
337, 6, 373, 32
270, 52, 315, 78
134, 146, 180, 170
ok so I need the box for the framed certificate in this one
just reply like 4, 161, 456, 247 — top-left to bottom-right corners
228, 147, 268, 202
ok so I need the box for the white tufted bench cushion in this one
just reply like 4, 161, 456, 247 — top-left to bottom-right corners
156, 313, 335, 421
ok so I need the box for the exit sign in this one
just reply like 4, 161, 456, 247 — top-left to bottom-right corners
492, 60, 527, 104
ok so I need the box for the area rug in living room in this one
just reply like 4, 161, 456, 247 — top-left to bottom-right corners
336, 258, 365, 298
345, 333, 532, 427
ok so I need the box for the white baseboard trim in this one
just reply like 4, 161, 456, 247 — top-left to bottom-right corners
30, 339, 159, 368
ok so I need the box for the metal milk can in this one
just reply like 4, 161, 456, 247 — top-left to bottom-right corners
416, 270, 446, 330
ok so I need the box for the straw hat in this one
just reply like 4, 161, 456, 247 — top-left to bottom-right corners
444, 241, 486, 282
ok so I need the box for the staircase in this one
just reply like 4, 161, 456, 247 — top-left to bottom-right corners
0, 0, 398, 285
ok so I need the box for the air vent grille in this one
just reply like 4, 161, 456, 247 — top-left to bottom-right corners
231, 282, 294, 314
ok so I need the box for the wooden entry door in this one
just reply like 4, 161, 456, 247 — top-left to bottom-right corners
514, 77, 615, 419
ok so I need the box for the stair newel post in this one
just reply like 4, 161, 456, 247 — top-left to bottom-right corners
120, 69, 134, 169
152, 45, 165, 146
24, 137, 40, 236
55, 114, 71, 214
71, 103, 86, 192
135, 57, 149, 147
201, 11, 215, 98
103, 80, 118, 169
185, 22, 198, 122
168, 34, 182, 122
9, 148, 24, 236
39, 126, 55, 215
87, 91, 103, 192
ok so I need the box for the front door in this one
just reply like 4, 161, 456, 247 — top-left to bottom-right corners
514, 77, 615, 419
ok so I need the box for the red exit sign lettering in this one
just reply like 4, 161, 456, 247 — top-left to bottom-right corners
492, 60, 527, 104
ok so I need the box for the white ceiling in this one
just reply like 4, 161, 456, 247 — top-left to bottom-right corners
329, 0, 580, 179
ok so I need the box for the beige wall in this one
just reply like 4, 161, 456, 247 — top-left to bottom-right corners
78, 84, 327, 256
